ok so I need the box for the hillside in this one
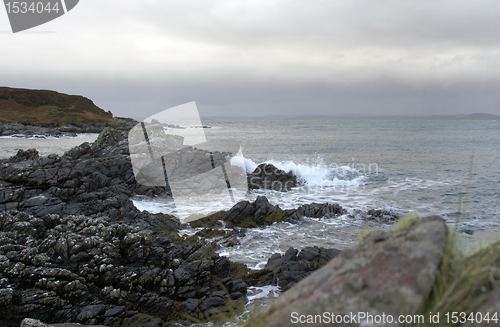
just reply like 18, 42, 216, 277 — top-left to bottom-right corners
0, 87, 115, 126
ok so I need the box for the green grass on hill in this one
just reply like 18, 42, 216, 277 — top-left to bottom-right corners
0, 87, 115, 126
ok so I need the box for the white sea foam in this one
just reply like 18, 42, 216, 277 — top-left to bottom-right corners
247, 285, 280, 302
242, 158, 367, 189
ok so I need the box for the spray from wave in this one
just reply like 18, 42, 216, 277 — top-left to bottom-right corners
238, 158, 367, 189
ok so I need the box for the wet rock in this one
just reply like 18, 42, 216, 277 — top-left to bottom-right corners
247, 163, 298, 191
0, 127, 169, 218
190, 196, 346, 228
9, 149, 40, 163
200, 296, 225, 311
76, 305, 106, 322
258, 216, 449, 327
246, 246, 340, 291
180, 298, 198, 313
362, 208, 400, 223
0, 209, 248, 327
0, 117, 137, 138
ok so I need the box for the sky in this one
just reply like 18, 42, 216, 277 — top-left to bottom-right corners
1, 0, 500, 119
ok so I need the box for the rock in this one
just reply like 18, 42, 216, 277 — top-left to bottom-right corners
257, 216, 449, 327
20, 319, 48, 327
104, 305, 125, 317
200, 296, 225, 311
0, 127, 169, 218
247, 163, 298, 191
363, 208, 400, 223
190, 196, 347, 228
246, 246, 340, 291
180, 298, 198, 313
9, 149, 39, 162
0, 209, 248, 327
76, 305, 106, 322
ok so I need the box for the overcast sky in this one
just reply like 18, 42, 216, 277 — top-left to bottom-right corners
1, 0, 500, 118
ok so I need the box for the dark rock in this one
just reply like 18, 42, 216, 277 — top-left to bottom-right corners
9, 149, 39, 163
190, 196, 347, 228
145, 318, 164, 327
104, 305, 125, 317
247, 163, 298, 191
230, 279, 248, 294
246, 246, 340, 291
180, 298, 198, 313
0, 209, 249, 327
363, 208, 400, 223
200, 296, 225, 311
76, 305, 106, 322
0, 127, 170, 221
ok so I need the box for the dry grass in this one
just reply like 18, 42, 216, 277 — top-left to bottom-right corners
414, 229, 500, 326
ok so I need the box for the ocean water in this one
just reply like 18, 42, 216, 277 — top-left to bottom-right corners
0, 133, 99, 158
136, 119, 500, 268
2, 121, 500, 269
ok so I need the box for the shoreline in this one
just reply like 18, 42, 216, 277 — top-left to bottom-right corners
0, 126, 399, 326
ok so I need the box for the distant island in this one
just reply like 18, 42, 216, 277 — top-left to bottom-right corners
204, 113, 500, 121
0, 87, 115, 126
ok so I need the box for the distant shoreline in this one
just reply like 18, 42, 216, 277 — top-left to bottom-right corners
201, 112, 500, 121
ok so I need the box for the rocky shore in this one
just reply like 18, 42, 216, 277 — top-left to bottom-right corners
0, 119, 137, 138
0, 127, 401, 326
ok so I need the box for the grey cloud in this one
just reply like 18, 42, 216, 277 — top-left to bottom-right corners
1, 0, 500, 117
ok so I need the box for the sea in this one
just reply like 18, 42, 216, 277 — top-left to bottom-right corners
1, 120, 500, 311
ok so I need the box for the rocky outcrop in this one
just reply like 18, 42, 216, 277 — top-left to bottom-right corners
247, 163, 299, 192
0, 128, 165, 222
246, 246, 341, 291
256, 216, 449, 327
0, 119, 137, 137
0, 210, 248, 327
0, 87, 115, 127
189, 196, 347, 228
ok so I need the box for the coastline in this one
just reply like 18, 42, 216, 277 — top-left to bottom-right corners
0, 125, 398, 326
1, 121, 499, 326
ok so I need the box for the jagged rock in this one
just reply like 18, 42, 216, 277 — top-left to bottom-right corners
246, 246, 340, 291
0, 127, 168, 219
247, 163, 298, 191
257, 216, 449, 327
363, 208, 400, 223
8, 149, 40, 162
0, 210, 247, 327
190, 196, 347, 228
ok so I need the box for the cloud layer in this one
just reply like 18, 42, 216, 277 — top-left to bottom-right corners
1, 0, 499, 118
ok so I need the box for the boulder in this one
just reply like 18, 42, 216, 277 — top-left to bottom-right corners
247, 163, 298, 192
246, 246, 341, 291
190, 196, 347, 228
258, 216, 448, 327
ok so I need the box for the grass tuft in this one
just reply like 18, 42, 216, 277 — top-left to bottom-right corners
415, 229, 500, 326
392, 213, 422, 233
